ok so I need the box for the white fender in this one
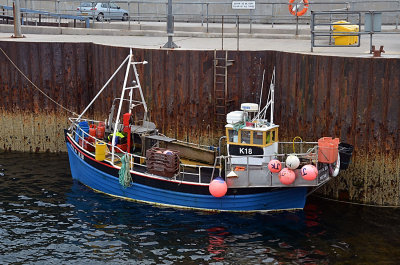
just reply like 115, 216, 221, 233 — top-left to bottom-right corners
329, 153, 340, 177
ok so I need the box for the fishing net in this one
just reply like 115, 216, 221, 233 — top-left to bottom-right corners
118, 154, 132, 188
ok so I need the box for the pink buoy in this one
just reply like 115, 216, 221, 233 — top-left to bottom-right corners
268, 159, 282, 173
209, 177, 228, 197
278, 168, 296, 185
301, 165, 318, 181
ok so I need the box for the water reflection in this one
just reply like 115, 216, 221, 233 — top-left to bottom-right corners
1, 152, 400, 264
207, 227, 228, 260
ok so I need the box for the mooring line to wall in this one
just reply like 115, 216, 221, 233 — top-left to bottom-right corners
312, 194, 400, 208
0, 47, 78, 116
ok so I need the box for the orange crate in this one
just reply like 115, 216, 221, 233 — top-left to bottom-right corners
318, 137, 339, 163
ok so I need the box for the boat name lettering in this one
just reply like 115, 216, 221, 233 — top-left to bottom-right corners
240, 147, 252, 155
318, 165, 329, 182
73, 147, 84, 160
228, 145, 263, 156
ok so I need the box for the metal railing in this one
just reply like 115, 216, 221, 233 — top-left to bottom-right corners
0, 4, 90, 27
2, 0, 400, 39
311, 10, 400, 52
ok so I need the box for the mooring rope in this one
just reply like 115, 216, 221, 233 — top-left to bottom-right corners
312, 194, 400, 208
0, 47, 78, 116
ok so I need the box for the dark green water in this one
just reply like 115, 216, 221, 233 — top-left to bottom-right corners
1, 152, 399, 264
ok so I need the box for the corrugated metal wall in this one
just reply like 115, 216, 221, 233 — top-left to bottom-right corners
0, 42, 399, 205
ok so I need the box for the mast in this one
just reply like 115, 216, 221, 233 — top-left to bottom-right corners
270, 67, 275, 125
112, 50, 133, 162
111, 49, 148, 163
253, 67, 275, 125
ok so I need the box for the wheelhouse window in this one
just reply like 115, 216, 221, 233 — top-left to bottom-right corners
241, 130, 251, 144
228, 129, 239, 143
266, 131, 271, 144
253, 131, 264, 145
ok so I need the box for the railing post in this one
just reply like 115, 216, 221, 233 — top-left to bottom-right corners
128, 1, 130, 29
237, 15, 239, 50
56, 0, 60, 24
222, 15, 224, 50
206, 3, 209, 33
358, 12, 361, 47
329, 13, 332, 45
370, 11, 374, 54
201, 2, 204, 26
137, 2, 140, 24
249, 9, 252, 34
295, 5, 299, 36
271, 3, 275, 28
310, 11, 314, 52
396, 1, 399, 29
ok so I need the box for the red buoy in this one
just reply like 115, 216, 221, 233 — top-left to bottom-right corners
278, 168, 296, 185
268, 159, 282, 173
209, 177, 228, 197
301, 165, 318, 181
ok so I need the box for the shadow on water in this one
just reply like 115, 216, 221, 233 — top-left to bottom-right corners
0, 152, 399, 264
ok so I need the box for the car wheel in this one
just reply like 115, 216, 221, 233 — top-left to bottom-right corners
96, 13, 104, 22
122, 13, 128, 21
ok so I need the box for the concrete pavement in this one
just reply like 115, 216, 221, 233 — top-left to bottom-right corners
0, 22, 399, 58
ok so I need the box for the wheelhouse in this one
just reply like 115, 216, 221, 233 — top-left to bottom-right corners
226, 126, 279, 147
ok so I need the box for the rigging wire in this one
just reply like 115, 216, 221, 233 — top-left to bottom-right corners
0, 47, 78, 116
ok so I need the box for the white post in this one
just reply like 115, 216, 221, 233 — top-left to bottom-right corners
132, 62, 148, 119
112, 49, 133, 163
12, 0, 23, 38
270, 68, 275, 124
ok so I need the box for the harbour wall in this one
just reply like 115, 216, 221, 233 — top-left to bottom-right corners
0, 42, 399, 206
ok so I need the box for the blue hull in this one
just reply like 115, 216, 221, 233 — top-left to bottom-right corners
66, 141, 307, 212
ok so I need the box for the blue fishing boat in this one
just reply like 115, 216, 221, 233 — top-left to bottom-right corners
65, 49, 349, 212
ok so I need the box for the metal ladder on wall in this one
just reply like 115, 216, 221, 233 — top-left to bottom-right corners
213, 50, 234, 129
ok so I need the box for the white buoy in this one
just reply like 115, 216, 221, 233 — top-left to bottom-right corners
286, 155, 300, 170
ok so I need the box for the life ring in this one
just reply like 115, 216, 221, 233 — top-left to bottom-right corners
288, 0, 309, 17
329, 153, 340, 177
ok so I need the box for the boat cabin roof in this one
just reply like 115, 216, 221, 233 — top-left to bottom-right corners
225, 123, 279, 131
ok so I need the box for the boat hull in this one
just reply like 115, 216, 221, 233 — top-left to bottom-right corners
66, 137, 308, 212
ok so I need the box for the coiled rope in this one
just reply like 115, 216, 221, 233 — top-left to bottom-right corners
0, 47, 78, 116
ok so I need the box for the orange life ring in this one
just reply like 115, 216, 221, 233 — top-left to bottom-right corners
288, 0, 309, 17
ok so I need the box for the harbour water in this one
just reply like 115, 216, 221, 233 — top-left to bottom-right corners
1, 152, 399, 264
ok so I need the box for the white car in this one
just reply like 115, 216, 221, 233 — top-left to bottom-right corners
77, 2, 129, 22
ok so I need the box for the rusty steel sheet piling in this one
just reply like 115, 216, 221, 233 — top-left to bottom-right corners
0, 42, 399, 206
